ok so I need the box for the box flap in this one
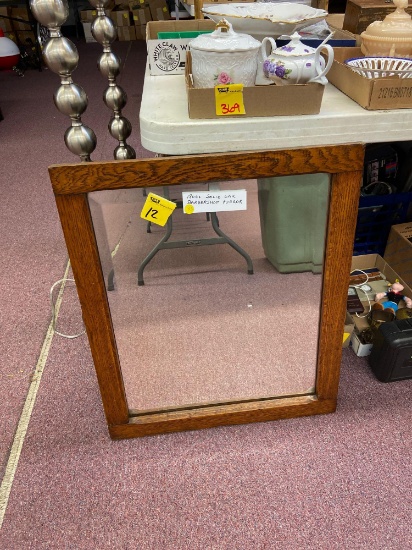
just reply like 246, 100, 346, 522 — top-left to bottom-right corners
147, 19, 215, 39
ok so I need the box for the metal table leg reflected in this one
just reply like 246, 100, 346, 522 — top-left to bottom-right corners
137, 185, 254, 286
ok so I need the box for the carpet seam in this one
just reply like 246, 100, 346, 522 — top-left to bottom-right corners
0, 260, 71, 529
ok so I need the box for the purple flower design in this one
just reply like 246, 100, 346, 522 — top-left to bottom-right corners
263, 60, 292, 80
263, 59, 271, 75
281, 46, 294, 52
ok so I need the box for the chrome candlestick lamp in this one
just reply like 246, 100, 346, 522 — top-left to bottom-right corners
30, 0, 135, 161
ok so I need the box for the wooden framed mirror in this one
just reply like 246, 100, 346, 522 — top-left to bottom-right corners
49, 144, 364, 439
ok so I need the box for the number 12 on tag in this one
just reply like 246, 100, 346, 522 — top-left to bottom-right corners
140, 192, 177, 227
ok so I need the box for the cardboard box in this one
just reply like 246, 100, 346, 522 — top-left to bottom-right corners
146, 20, 216, 75
351, 254, 412, 298
117, 25, 136, 40
350, 330, 373, 356
80, 8, 98, 22
129, 0, 150, 8
0, 7, 12, 32
149, 0, 170, 21
343, 311, 355, 348
328, 47, 412, 110
131, 6, 152, 25
343, 0, 412, 35
135, 23, 147, 40
79, 5, 113, 22
186, 52, 325, 119
111, 5, 132, 26
10, 7, 31, 31
16, 30, 36, 45
384, 223, 412, 289
349, 253, 412, 355
82, 22, 97, 43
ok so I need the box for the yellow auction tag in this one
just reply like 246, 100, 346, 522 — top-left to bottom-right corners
343, 332, 350, 345
215, 83, 245, 116
140, 193, 177, 227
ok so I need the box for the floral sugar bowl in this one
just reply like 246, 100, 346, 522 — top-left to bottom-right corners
189, 19, 261, 88
258, 32, 334, 86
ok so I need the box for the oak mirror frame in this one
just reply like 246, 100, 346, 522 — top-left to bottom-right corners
49, 144, 364, 440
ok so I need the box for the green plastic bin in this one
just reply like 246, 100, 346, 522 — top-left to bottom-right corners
257, 174, 330, 273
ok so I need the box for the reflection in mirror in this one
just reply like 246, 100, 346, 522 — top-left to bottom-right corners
88, 175, 330, 412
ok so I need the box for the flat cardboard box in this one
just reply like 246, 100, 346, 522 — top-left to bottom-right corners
186, 52, 324, 119
129, 0, 150, 7
80, 6, 113, 22
343, 311, 355, 348
117, 25, 136, 40
146, 19, 216, 75
131, 6, 152, 25
111, 5, 132, 26
328, 47, 412, 110
82, 22, 97, 43
349, 253, 412, 355
80, 9, 98, 22
149, 0, 170, 21
135, 23, 147, 40
351, 254, 412, 299
384, 223, 412, 289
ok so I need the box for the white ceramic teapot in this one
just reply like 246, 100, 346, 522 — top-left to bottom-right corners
257, 32, 334, 86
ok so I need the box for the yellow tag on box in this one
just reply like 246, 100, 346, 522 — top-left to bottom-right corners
215, 84, 245, 116
140, 193, 177, 227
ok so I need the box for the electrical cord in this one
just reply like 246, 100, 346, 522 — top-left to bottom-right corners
361, 180, 393, 196
349, 269, 373, 318
50, 278, 85, 339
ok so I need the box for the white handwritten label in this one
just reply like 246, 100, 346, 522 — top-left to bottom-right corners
182, 190, 247, 214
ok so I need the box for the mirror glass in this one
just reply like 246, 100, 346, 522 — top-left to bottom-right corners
88, 175, 330, 411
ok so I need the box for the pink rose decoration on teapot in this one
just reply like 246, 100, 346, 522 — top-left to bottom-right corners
215, 71, 233, 84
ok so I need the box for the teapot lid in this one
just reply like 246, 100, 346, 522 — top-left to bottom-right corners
190, 19, 261, 52
274, 32, 316, 56
361, 0, 412, 39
